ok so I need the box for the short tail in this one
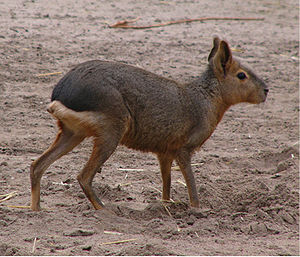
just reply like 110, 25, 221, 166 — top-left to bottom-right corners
47, 100, 104, 137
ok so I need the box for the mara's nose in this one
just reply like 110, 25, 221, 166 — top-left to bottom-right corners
264, 88, 269, 95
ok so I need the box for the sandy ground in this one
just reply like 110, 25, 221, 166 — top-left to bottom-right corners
0, 0, 299, 255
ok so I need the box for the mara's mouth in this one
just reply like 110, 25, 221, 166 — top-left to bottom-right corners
248, 90, 268, 104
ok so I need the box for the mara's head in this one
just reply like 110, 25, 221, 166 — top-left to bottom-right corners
208, 37, 268, 105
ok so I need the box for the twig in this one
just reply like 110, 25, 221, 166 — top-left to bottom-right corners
176, 180, 187, 187
109, 17, 140, 28
109, 17, 264, 29
162, 203, 181, 232
100, 238, 137, 246
162, 204, 173, 218
6, 205, 31, 209
6, 205, 51, 211
32, 237, 37, 253
232, 212, 248, 218
149, 185, 163, 194
36, 72, 62, 77
104, 231, 123, 235
117, 182, 132, 187
0, 191, 18, 203
52, 181, 72, 186
0, 191, 17, 197
231, 47, 244, 53
118, 168, 144, 172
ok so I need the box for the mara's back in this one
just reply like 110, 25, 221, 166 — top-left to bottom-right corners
52, 60, 182, 111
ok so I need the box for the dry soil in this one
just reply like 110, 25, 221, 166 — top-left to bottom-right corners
0, 0, 299, 255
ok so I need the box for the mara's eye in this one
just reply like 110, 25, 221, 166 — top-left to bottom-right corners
237, 72, 247, 80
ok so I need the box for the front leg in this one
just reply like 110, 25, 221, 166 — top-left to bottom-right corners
176, 150, 200, 208
157, 154, 174, 202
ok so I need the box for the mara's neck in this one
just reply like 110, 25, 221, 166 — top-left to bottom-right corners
185, 67, 230, 128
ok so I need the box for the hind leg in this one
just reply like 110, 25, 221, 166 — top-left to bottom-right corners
77, 133, 121, 210
30, 123, 84, 211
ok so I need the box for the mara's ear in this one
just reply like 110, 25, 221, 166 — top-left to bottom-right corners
213, 40, 232, 76
208, 37, 221, 61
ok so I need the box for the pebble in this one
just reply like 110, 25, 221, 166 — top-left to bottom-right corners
276, 160, 289, 172
249, 222, 268, 234
188, 208, 207, 218
77, 193, 86, 199
279, 211, 295, 224
255, 179, 269, 191
256, 209, 270, 220
0, 220, 8, 226
146, 218, 163, 229
271, 174, 281, 179
82, 245, 92, 251
0, 161, 8, 166
186, 215, 196, 225
162, 234, 172, 240
63, 229, 95, 237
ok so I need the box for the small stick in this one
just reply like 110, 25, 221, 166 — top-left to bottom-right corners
231, 47, 244, 53
0, 191, 18, 203
52, 181, 72, 186
176, 180, 187, 187
6, 205, 31, 209
100, 238, 137, 246
32, 237, 37, 253
0, 191, 18, 197
162, 204, 172, 218
109, 17, 140, 28
149, 185, 163, 194
6, 205, 51, 211
162, 203, 181, 232
109, 17, 264, 29
36, 72, 62, 77
104, 231, 123, 235
118, 168, 144, 172
117, 182, 132, 187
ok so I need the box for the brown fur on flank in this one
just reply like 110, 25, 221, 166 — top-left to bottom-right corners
30, 37, 268, 211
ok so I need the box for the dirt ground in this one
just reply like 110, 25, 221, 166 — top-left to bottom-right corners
0, 0, 299, 255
